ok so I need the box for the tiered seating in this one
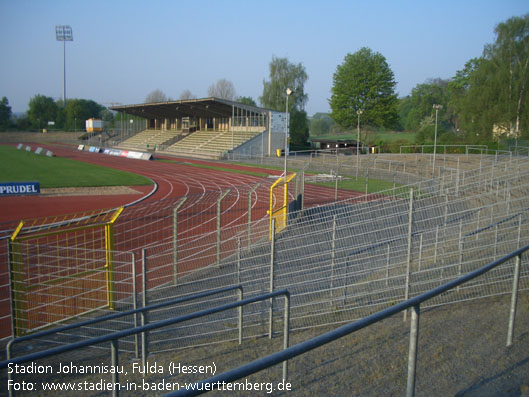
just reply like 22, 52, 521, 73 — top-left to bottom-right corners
119, 129, 182, 150
166, 129, 264, 158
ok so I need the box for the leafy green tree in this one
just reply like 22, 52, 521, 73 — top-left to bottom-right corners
309, 113, 339, 136
260, 56, 309, 147
329, 47, 398, 130
27, 94, 59, 130
405, 79, 449, 131
486, 14, 529, 138
397, 95, 413, 131
446, 58, 480, 132
237, 96, 257, 106
63, 99, 106, 131
290, 109, 309, 146
455, 15, 529, 140
260, 56, 308, 113
0, 97, 12, 131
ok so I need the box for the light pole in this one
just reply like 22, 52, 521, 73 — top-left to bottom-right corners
55, 25, 73, 107
432, 104, 442, 177
284, 88, 293, 178
356, 109, 363, 179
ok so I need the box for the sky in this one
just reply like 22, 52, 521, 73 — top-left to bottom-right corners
1, 0, 529, 116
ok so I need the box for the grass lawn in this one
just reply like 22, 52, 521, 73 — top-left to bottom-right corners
0, 145, 153, 188
309, 176, 399, 195
158, 158, 270, 178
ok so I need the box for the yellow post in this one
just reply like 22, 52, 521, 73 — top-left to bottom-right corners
269, 173, 296, 239
105, 207, 124, 310
9, 221, 26, 336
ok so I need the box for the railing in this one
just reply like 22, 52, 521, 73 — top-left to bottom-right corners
6, 284, 243, 360
167, 243, 528, 397
399, 144, 488, 154
1, 289, 291, 397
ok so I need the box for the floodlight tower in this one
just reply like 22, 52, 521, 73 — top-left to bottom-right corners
55, 25, 73, 107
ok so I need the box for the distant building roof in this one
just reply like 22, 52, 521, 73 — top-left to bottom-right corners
110, 97, 270, 119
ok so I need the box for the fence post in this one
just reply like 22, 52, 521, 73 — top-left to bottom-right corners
269, 218, 276, 339
237, 237, 241, 285
458, 219, 464, 277
476, 209, 481, 240
418, 234, 423, 272
217, 189, 231, 266
247, 184, 260, 247
404, 188, 414, 322
238, 286, 243, 345
282, 294, 291, 380
330, 216, 337, 306
494, 224, 499, 260
406, 304, 421, 397
131, 252, 139, 360
455, 158, 460, 196
111, 339, 120, 397
517, 214, 523, 249
334, 170, 339, 202
141, 248, 148, 370
365, 167, 369, 201
172, 197, 187, 285
300, 166, 306, 212
507, 254, 522, 347
386, 242, 391, 286
434, 225, 439, 264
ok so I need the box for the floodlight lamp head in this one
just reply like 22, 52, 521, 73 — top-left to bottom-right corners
55, 25, 73, 41
286, 88, 293, 96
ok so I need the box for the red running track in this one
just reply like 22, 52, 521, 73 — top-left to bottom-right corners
0, 143, 366, 339
0, 143, 277, 339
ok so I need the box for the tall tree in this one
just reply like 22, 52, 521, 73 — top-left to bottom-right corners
0, 97, 12, 131
27, 94, 59, 129
260, 56, 308, 112
404, 79, 449, 131
484, 14, 529, 138
145, 89, 168, 103
329, 47, 398, 130
207, 79, 236, 100
63, 99, 106, 131
456, 15, 529, 140
260, 56, 309, 147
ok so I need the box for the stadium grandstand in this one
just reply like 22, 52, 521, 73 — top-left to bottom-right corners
111, 97, 287, 159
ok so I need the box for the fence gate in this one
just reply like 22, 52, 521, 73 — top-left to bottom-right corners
8, 207, 123, 336
269, 173, 297, 239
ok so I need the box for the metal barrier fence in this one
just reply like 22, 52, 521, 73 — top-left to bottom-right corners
171, 243, 528, 397
1, 152, 529, 376
1, 289, 291, 397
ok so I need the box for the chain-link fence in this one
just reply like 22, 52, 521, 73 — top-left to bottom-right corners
4, 153, 529, 361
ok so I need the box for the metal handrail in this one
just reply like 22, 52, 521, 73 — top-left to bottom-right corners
6, 284, 244, 360
167, 243, 528, 397
1, 289, 291, 397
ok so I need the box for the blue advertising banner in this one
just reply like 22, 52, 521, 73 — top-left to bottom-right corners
0, 182, 40, 196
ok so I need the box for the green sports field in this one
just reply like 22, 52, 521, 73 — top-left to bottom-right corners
0, 145, 152, 188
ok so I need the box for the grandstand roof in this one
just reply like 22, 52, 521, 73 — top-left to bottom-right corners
110, 97, 270, 119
